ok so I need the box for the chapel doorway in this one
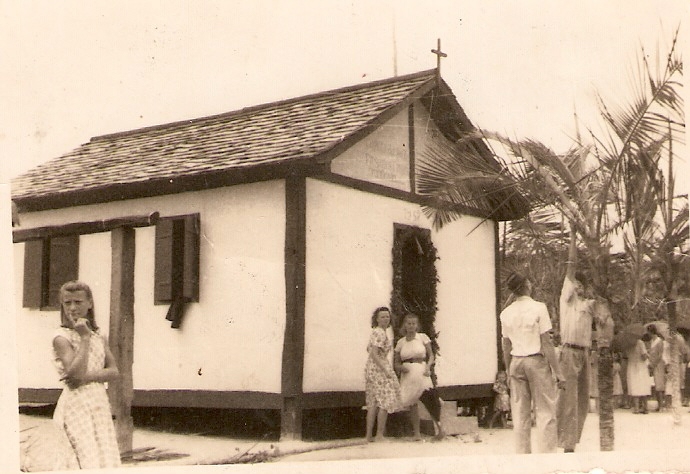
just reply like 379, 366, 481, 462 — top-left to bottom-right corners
391, 224, 439, 357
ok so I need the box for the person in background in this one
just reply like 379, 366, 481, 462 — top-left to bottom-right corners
488, 370, 511, 429
647, 324, 667, 411
627, 333, 652, 414
680, 331, 689, 405
612, 352, 624, 408
500, 272, 563, 454
620, 351, 631, 409
364, 307, 402, 442
394, 313, 445, 441
667, 328, 689, 418
52, 281, 121, 470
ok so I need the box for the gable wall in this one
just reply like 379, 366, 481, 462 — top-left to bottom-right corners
302, 179, 498, 393
15, 180, 287, 393
330, 107, 411, 192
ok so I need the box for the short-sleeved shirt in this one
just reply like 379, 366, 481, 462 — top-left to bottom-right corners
500, 296, 552, 356
395, 332, 430, 361
559, 275, 594, 348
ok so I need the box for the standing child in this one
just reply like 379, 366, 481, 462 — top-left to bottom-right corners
612, 353, 623, 408
489, 370, 511, 428
52, 281, 121, 469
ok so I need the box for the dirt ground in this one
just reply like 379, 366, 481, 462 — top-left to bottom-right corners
15, 402, 690, 474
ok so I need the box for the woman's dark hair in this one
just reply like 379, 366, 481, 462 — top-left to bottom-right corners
506, 272, 529, 295
641, 332, 652, 342
59, 280, 99, 331
371, 306, 391, 328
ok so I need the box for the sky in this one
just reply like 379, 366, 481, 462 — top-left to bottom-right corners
2, 0, 688, 195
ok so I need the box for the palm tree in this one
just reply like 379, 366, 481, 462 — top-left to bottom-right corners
417, 29, 683, 450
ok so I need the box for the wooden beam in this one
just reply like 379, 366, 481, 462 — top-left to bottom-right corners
408, 103, 416, 194
13, 161, 328, 213
494, 221, 503, 369
12, 212, 159, 242
281, 174, 307, 440
19, 385, 493, 408
133, 390, 283, 409
302, 391, 365, 409
312, 173, 494, 220
436, 383, 493, 401
108, 227, 136, 455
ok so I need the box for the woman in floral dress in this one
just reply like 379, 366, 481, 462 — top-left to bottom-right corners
52, 281, 121, 469
364, 307, 402, 441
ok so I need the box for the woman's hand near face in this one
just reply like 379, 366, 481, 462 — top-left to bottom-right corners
73, 318, 92, 337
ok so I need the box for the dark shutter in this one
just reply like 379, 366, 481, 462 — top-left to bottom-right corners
47, 235, 80, 308
23, 240, 46, 308
182, 214, 200, 302
154, 218, 174, 303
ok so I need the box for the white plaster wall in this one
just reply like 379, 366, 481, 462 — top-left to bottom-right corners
16, 232, 112, 389
330, 107, 410, 191
433, 219, 498, 386
303, 179, 498, 392
15, 180, 286, 393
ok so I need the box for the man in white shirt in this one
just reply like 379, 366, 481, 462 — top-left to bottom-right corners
501, 272, 563, 454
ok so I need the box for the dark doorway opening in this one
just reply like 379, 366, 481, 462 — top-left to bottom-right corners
391, 224, 439, 361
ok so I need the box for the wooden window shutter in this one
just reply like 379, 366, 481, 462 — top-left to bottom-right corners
154, 218, 174, 303
182, 213, 200, 302
47, 235, 80, 308
23, 240, 47, 308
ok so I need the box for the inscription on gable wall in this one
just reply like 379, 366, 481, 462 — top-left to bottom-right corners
330, 109, 410, 191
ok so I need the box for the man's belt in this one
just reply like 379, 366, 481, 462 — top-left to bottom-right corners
563, 342, 588, 351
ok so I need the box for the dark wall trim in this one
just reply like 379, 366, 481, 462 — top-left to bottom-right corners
408, 104, 416, 194
133, 390, 284, 409
303, 391, 365, 409
312, 173, 493, 221
19, 385, 492, 409
494, 221, 503, 369
17, 389, 283, 409
437, 383, 493, 401
13, 212, 160, 243
18, 388, 61, 404
14, 161, 328, 214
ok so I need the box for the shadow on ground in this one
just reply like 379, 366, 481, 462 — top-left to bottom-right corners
19, 404, 375, 442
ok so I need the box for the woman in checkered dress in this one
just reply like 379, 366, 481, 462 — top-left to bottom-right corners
52, 281, 121, 469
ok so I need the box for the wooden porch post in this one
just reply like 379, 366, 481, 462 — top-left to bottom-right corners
108, 226, 135, 455
282, 175, 307, 440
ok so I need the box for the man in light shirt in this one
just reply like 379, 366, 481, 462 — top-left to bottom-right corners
557, 229, 596, 453
501, 272, 564, 454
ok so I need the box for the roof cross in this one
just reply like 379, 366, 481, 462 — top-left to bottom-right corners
431, 38, 447, 79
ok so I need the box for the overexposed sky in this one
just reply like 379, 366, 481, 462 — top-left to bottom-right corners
2, 0, 687, 194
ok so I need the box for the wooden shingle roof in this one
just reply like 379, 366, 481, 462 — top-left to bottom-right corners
12, 69, 529, 219
13, 71, 436, 207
